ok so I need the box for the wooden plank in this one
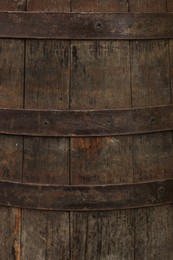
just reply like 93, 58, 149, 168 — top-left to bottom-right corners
131, 41, 170, 106
168, 7, 173, 260
0, 208, 21, 260
26, 0, 70, 11
0, 2, 26, 259
21, 1, 70, 260
70, 1, 135, 259
1, 12, 173, 40
22, 211, 70, 260
130, 1, 173, 259
134, 206, 173, 259
2, 105, 173, 137
130, 0, 167, 12
167, 2, 173, 11
0, 41, 24, 179
71, 210, 134, 259
169, 7, 173, 109
0, 0, 27, 10
71, 0, 128, 12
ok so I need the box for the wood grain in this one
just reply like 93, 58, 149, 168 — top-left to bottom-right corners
71, 0, 128, 12
167, 1, 173, 11
0, 0, 27, 11
22, 211, 70, 259
130, 0, 167, 12
0, 41, 24, 180
27, 0, 70, 11
0, 2, 26, 259
131, 1, 173, 259
169, 13, 173, 104
70, 2, 135, 259
21, 1, 70, 260
1, 1, 173, 259
71, 211, 134, 260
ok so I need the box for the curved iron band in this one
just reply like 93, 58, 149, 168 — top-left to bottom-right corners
1, 12, 173, 40
0, 179, 172, 211
1, 105, 173, 137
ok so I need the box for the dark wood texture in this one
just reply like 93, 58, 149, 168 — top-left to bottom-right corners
70, 2, 135, 259
71, 0, 128, 12
168, 2, 173, 11
130, 1, 173, 259
1, 105, 173, 137
0, 0, 27, 11
27, 0, 70, 11
130, 0, 167, 11
0, 2, 26, 260
1, 0, 173, 259
21, 1, 71, 260
1, 12, 173, 40
0, 179, 172, 211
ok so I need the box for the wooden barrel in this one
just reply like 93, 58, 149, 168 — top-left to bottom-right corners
1, 1, 173, 259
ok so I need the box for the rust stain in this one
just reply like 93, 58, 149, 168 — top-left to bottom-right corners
13, 209, 21, 260
72, 137, 103, 157
13, 240, 21, 260
14, 209, 21, 235
73, 137, 102, 150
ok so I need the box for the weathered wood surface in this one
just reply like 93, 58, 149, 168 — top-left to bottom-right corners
70, 1, 173, 259
1, 12, 173, 40
71, 0, 128, 12
1, 105, 173, 137
21, 1, 70, 260
70, 1, 135, 259
131, 1, 173, 259
1, 0, 173, 259
0, 0, 27, 11
168, 2, 173, 11
0, 2, 26, 260
130, 0, 167, 12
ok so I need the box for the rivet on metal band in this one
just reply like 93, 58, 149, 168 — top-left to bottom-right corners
0, 179, 172, 211
1, 12, 173, 40
1, 105, 173, 137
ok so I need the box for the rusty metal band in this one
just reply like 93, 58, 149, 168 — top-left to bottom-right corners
0, 179, 172, 211
1, 105, 173, 137
1, 12, 173, 39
